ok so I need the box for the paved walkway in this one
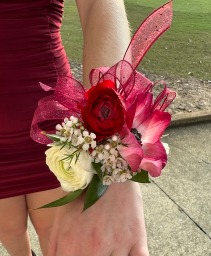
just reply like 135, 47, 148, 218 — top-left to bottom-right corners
1, 121, 211, 255
142, 121, 211, 256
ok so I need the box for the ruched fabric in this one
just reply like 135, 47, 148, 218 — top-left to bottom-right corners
0, 0, 71, 198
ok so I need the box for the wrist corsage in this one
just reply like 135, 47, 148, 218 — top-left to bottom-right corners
31, 1, 176, 210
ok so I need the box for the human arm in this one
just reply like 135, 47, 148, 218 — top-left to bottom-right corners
48, 1, 149, 255
75, 0, 131, 86
48, 181, 149, 256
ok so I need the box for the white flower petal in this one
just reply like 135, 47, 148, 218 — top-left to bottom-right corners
90, 133, 96, 139
82, 143, 89, 151
72, 117, 79, 124
103, 175, 115, 186
83, 130, 89, 137
45, 146, 95, 192
162, 142, 170, 155
91, 141, 97, 149
66, 121, 73, 127
56, 124, 63, 131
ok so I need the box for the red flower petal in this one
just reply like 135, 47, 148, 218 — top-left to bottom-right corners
137, 110, 171, 144
81, 80, 125, 140
119, 127, 143, 172
142, 141, 167, 163
139, 141, 167, 177
125, 101, 137, 130
140, 158, 163, 177
132, 92, 153, 128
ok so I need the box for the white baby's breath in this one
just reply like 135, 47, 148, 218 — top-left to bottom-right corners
103, 175, 115, 186
50, 117, 133, 188
56, 124, 63, 131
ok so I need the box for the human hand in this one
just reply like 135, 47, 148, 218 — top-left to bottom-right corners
48, 181, 149, 256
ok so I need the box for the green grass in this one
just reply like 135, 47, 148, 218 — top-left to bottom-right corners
61, 1, 83, 61
61, 0, 211, 80
128, 0, 211, 13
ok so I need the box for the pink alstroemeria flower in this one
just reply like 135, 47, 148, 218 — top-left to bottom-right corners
128, 84, 175, 177
118, 126, 143, 172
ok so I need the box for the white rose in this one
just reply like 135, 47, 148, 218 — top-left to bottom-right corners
45, 146, 95, 192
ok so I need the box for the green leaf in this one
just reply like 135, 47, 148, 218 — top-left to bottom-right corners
131, 170, 151, 183
83, 175, 108, 211
92, 162, 103, 182
45, 133, 62, 142
37, 189, 83, 209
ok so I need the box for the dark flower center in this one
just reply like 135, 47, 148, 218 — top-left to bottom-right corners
131, 128, 142, 145
101, 104, 111, 119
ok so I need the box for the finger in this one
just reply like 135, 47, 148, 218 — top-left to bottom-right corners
129, 241, 150, 256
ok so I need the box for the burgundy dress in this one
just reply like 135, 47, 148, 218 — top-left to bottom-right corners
0, 0, 71, 198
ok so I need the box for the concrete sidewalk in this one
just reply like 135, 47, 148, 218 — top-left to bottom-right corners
142, 121, 211, 256
1, 122, 211, 255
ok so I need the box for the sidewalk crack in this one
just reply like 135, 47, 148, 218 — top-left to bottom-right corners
168, 143, 211, 165
151, 179, 211, 240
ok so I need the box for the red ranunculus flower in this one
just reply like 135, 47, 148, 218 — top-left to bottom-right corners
81, 80, 125, 140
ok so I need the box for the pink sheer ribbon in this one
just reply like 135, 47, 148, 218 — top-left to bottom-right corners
30, 1, 175, 145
